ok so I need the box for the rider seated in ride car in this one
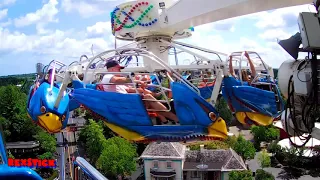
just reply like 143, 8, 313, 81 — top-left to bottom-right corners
229, 51, 257, 85
35, 69, 59, 88
133, 73, 163, 98
101, 60, 179, 125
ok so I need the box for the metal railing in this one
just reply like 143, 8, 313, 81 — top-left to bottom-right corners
226, 51, 271, 84
94, 71, 172, 112
83, 48, 200, 95
251, 73, 273, 85
73, 157, 108, 180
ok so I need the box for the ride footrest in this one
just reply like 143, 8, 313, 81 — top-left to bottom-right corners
136, 134, 224, 144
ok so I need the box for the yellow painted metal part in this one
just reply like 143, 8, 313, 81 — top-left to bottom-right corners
38, 113, 62, 133
104, 122, 146, 141
207, 117, 228, 140
235, 112, 273, 126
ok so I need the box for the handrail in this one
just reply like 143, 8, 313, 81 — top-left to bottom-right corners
231, 51, 268, 70
171, 40, 223, 61
228, 51, 270, 85
94, 71, 172, 112
251, 73, 273, 84
74, 157, 108, 180
84, 47, 200, 95
239, 52, 245, 84
79, 55, 89, 62
94, 72, 138, 94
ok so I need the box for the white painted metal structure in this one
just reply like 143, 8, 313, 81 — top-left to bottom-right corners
110, 0, 313, 70
52, 0, 315, 104
56, 0, 314, 78
51, 0, 320, 144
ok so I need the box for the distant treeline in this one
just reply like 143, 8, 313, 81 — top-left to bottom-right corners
0, 69, 279, 87
0, 73, 35, 94
0, 73, 35, 79
0, 77, 25, 86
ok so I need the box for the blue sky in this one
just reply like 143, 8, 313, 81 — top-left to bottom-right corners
0, 0, 317, 75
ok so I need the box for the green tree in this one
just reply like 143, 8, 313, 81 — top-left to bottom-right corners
255, 169, 275, 180
250, 125, 279, 149
8, 151, 14, 159
231, 135, 256, 160
282, 147, 306, 167
188, 141, 230, 150
229, 170, 253, 180
225, 135, 237, 148
34, 130, 56, 153
97, 120, 115, 139
0, 85, 39, 142
0, 77, 22, 86
96, 136, 137, 179
215, 97, 233, 125
38, 152, 54, 160
80, 119, 106, 163
81, 108, 115, 139
34, 130, 56, 159
267, 141, 282, 154
257, 149, 271, 168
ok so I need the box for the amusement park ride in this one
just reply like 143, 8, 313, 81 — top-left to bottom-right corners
1, 0, 320, 179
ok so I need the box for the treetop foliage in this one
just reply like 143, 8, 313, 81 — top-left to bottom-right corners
215, 97, 233, 125
79, 119, 137, 178
229, 170, 253, 180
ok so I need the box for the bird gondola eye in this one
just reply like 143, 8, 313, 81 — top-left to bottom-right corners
40, 106, 46, 113
209, 112, 216, 121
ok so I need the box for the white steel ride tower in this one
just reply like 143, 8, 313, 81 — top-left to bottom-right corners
110, 0, 312, 72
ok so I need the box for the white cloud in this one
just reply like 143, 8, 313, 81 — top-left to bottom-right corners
189, 18, 237, 34
86, 22, 111, 38
0, 9, 8, 21
0, 28, 32, 52
212, 20, 237, 32
61, 0, 147, 18
258, 29, 291, 41
61, 0, 104, 18
0, 0, 16, 8
254, 4, 317, 29
0, 27, 114, 65
14, 0, 59, 34
1, 2, 312, 75
61, 0, 126, 18
179, 29, 293, 68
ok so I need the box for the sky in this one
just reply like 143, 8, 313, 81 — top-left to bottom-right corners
0, 0, 318, 76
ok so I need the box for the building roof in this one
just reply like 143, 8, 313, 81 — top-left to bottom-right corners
222, 148, 247, 171
184, 148, 247, 171
140, 142, 185, 159
6, 141, 40, 149
140, 142, 246, 171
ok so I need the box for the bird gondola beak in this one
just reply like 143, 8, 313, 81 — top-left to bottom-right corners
207, 112, 228, 140
38, 113, 62, 133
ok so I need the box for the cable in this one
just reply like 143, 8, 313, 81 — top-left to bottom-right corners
301, 52, 318, 132
296, 56, 312, 82
285, 75, 311, 147
285, 52, 320, 148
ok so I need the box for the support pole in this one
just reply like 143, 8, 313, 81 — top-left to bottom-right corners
56, 133, 66, 180
54, 71, 71, 109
